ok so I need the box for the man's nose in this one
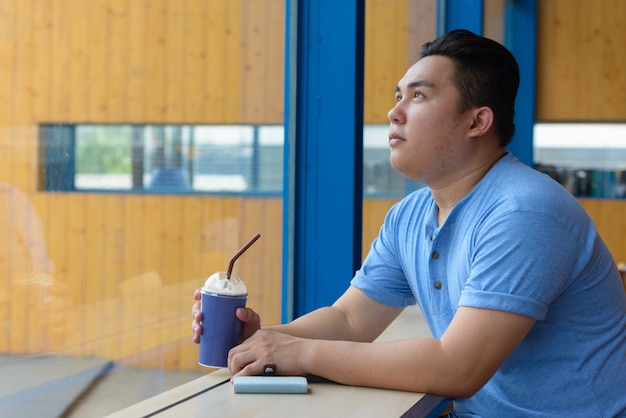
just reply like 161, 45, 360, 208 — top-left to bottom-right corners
388, 104, 404, 124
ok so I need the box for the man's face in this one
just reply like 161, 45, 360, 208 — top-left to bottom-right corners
387, 55, 472, 187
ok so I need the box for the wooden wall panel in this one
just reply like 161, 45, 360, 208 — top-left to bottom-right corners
165, 2, 186, 122
3, 195, 283, 368
537, 0, 626, 120
266, 0, 287, 123
0, 1, 13, 128
205, 0, 244, 123
363, 0, 409, 124
63, 0, 88, 120
145, 0, 167, 123
579, 199, 626, 264
127, 0, 148, 122
363, 0, 436, 124
108, 0, 130, 122
183, 0, 207, 122
362, 199, 397, 259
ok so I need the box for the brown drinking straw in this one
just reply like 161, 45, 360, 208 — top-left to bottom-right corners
226, 233, 261, 280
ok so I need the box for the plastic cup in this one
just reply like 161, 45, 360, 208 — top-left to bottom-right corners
198, 272, 248, 368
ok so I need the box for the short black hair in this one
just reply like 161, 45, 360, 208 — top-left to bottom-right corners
419, 29, 520, 146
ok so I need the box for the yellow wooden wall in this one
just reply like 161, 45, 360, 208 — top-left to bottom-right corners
536, 0, 626, 120
0, 0, 287, 372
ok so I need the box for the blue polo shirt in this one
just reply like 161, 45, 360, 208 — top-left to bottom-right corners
352, 153, 626, 417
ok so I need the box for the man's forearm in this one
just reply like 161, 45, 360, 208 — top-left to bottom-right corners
301, 337, 462, 396
265, 305, 369, 341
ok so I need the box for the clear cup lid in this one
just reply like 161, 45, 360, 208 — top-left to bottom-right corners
202, 271, 247, 296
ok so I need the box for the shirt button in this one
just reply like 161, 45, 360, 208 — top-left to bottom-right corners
434, 281, 442, 290
432, 251, 439, 259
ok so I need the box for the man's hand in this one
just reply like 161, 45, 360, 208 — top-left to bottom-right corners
228, 329, 309, 377
191, 288, 262, 344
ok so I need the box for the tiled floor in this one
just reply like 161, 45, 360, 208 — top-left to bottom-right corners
64, 364, 204, 417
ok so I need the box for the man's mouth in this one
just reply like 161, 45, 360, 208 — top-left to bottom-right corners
388, 134, 406, 146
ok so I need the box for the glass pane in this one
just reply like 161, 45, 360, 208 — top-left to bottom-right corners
1, 1, 285, 415
75, 125, 133, 190
56, 124, 285, 194
534, 123, 626, 198
361, 0, 436, 260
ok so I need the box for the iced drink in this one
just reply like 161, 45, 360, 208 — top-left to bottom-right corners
198, 271, 248, 368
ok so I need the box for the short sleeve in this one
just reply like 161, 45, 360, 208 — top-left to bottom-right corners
459, 210, 580, 320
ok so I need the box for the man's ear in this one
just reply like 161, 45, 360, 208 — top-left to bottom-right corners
468, 106, 494, 138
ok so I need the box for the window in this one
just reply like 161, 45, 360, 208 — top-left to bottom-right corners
533, 123, 626, 198
40, 124, 284, 195
40, 124, 419, 198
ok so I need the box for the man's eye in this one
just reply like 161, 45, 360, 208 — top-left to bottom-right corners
414, 91, 424, 99
395, 95, 402, 102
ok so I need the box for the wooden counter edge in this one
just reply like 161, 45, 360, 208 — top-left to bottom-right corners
105, 368, 232, 418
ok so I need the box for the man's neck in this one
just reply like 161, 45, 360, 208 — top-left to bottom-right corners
432, 150, 507, 225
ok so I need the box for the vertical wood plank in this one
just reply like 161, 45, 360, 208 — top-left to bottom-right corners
362, 198, 398, 260
31, 0, 52, 123
264, 0, 285, 124
173, 195, 202, 371
63, 194, 86, 355
164, 0, 185, 122
483, 0, 505, 44
108, 0, 130, 121
363, 0, 409, 123
127, 0, 147, 122
0, 0, 15, 128
183, 0, 206, 123
122, 196, 145, 280
82, 195, 106, 356
67, 0, 90, 121
119, 196, 146, 362
203, 0, 227, 122
407, 0, 436, 68
161, 196, 183, 287
0, 0, 16, 186
14, 0, 34, 126
580, 198, 626, 264
145, 0, 167, 122
135, 194, 163, 367
13, 0, 39, 193
88, 0, 108, 120
100, 194, 124, 359
46, 193, 69, 289
49, 0, 72, 121
223, 0, 243, 122
240, 0, 266, 123
9, 0, 36, 197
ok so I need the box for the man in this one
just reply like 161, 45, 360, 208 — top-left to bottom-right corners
192, 30, 626, 417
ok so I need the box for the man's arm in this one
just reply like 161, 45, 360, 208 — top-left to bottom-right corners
265, 285, 405, 342
230, 286, 535, 398
302, 296, 535, 398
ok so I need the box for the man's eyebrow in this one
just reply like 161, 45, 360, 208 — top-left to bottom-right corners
395, 80, 434, 92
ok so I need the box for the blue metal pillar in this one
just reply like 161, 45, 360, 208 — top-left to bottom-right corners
437, 0, 484, 35
504, 0, 537, 167
282, 0, 365, 321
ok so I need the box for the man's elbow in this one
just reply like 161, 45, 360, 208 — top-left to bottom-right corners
433, 371, 490, 399
448, 384, 482, 400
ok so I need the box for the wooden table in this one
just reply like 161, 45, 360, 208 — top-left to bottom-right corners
106, 306, 451, 418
